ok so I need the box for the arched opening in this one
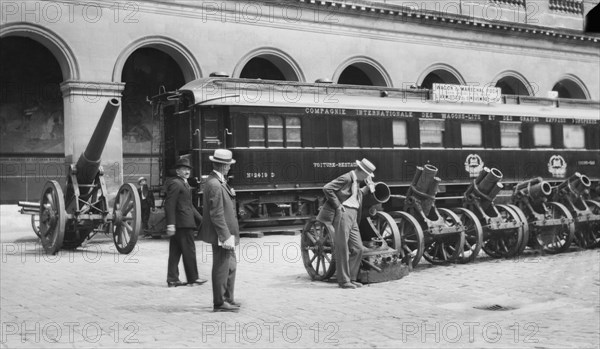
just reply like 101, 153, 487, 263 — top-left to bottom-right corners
239, 55, 299, 81
495, 76, 531, 96
420, 69, 461, 89
0, 36, 65, 202
552, 78, 588, 99
336, 62, 388, 86
121, 48, 185, 183
585, 4, 600, 33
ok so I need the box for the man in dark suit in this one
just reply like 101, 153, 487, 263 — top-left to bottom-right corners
199, 149, 240, 312
317, 158, 376, 289
137, 177, 155, 232
165, 158, 206, 288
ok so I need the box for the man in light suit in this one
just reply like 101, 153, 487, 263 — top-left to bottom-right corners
165, 158, 206, 288
317, 158, 376, 289
200, 149, 240, 312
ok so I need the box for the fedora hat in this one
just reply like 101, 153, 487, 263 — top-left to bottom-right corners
210, 149, 236, 164
175, 158, 192, 169
356, 158, 376, 177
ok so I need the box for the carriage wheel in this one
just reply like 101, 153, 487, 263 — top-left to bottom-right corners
530, 202, 574, 254
507, 204, 530, 255
575, 200, 600, 249
301, 219, 336, 281
450, 208, 483, 264
111, 183, 141, 254
31, 214, 41, 238
363, 212, 402, 251
39, 180, 66, 255
423, 209, 465, 265
482, 205, 523, 258
389, 211, 424, 268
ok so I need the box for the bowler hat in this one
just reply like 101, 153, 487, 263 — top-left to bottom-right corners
356, 158, 376, 177
209, 149, 236, 164
175, 158, 193, 169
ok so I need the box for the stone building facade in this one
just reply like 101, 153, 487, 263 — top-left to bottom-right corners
1, 0, 599, 202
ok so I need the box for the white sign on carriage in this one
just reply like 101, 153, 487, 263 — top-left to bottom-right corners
432, 83, 502, 104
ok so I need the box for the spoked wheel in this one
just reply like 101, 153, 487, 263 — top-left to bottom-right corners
111, 183, 141, 254
39, 180, 66, 255
507, 204, 530, 255
389, 211, 424, 268
362, 211, 401, 251
482, 205, 523, 258
301, 219, 336, 281
450, 208, 483, 264
531, 202, 574, 254
574, 200, 600, 249
31, 214, 41, 238
423, 209, 465, 265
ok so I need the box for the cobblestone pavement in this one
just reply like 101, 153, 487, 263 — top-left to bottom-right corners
1, 205, 599, 348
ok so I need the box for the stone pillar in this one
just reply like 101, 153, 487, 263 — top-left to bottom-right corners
60, 81, 125, 204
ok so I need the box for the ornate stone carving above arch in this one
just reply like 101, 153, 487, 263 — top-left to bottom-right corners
0, 22, 80, 81
333, 56, 392, 87
112, 36, 201, 83
233, 47, 305, 82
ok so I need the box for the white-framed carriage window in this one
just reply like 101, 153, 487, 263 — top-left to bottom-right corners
267, 116, 284, 147
248, 115, 265, 147
285, 116, 302, 148
461, 122, 482, 147
533, 124, 552, 147
342, 119, 359, 147
500, 121, 521, 148
563, 125, 585, 149
393, 120, 408, 147
419, 119, 444, 147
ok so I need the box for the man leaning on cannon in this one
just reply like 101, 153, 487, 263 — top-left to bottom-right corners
318, 158, 376, 289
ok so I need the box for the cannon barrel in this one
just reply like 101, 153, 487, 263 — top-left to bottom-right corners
554, 172, 591, 200
513, 177, 552, 204
362, 182, 391, 211
74, 99, 120, 186
407, 165, 439, 215
477, 167, 503, 196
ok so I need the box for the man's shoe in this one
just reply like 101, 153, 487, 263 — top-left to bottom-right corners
339, 282, 357, 289
167, 281, 185, 288
213, 302, 239, 312
351, 281, 363, 288
188, 278, 208, 286
225, 299, 242, 307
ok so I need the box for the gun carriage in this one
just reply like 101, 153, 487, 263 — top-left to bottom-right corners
18, 99, 142, 255
301, 182, 410, 283
551, 173, 600, 249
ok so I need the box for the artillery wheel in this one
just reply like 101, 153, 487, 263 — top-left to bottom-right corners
423, 209, 465, 265
531, 202, 574, 254
482, 205, 523, 258
362, 211, 402, 251
111, 183, 141, 254
389, 211, 424, 268
31, 214, 41, 238
574, 200, 600, 249
301, 219, 336, 281
507, 204, 530, 255
39, 180, 66, 255
450, 208, 483, 264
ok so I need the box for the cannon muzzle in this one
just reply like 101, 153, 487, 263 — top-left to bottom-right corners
406, 165, 440, 215
362, 182, 391, 211
463, 167, 504, 210
553, 172, 591, 201
513, 177, 552, 204
75, 99, 120, 186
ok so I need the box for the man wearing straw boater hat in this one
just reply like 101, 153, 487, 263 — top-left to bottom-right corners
165, 158, 206, 288
199, 149, 241, 312
318, 158, 376, 289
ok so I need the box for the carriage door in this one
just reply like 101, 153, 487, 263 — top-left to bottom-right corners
200, 106, 233, 150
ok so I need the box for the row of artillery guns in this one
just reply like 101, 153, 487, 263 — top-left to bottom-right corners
18, 99, 142, 255
300, 164, 600, 283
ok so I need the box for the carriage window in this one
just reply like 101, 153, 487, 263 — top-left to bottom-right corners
563, 125, 585, 149
393, 120, 408, 146
533, 124, 552, 147
419, 119, 444, 147
461, 122, 482, 147
342, 119, 358, 147
267, 116, 284, 147
249, 115, 265, 147
286, 117, 302, 147
500, 122, 521, 148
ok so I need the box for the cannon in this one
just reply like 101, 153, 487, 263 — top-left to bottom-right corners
511, 178, 574, 254
19, 99, 141, 255
301, 182, 410, 283
460, 167, 525, 259
551, 173, 600, 249
389, 165, 482, 266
